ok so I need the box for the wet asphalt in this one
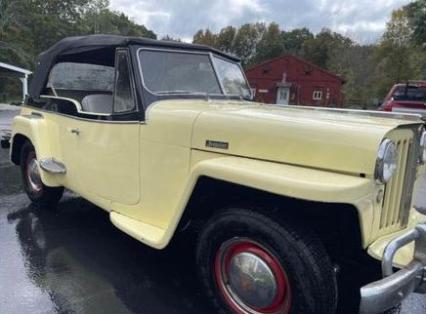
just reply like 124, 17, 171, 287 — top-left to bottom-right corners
1, 107, 426, 314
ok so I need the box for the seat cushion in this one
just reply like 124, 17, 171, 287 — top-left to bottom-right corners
81, 94, 113, 114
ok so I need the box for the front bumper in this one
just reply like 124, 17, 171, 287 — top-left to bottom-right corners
359, 223, 426, 313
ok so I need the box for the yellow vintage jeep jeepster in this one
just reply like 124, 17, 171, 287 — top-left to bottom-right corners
8, 35, 426, 314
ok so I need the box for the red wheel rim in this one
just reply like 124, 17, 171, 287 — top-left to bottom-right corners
26, 151, 42, 193
214, 238, 291, 314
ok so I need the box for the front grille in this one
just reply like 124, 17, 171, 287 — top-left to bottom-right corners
379, 129, 417, 230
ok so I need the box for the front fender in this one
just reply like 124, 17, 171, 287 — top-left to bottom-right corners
161, 154, 376, 249
189, 156, 372, 203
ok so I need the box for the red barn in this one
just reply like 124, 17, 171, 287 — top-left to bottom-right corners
245, 55, 345, 107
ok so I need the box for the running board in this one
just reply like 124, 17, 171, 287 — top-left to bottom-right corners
110, 211, 166, 249
39, 158, 67, 174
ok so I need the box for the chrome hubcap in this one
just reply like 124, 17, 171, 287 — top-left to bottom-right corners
27, 158, 42, 192
215, 239, 291, 314
228, 252, 278, 309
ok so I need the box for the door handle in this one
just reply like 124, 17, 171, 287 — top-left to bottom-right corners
70, 128, 80, 135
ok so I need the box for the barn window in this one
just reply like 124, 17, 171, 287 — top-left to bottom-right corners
313, 90, 323, 100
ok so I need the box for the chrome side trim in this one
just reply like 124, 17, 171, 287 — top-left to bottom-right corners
39, 157, 67, 174
22, 105, 140, 124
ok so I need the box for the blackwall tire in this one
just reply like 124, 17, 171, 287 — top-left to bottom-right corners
20, 141, 63, 208
196, 208, 338, 314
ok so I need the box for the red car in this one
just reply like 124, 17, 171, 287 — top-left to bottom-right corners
381, 81, 426, 118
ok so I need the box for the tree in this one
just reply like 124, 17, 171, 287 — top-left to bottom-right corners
405, 0, 426, 47
193, 29, 217, 46
302, 28, 353, 69
281, 28, 313, 55
374, 8, 422, 97
233, 23, 265, 67
0, 0, 156, 69
161, 35, 181, 42
251, 22, 283, 65
215, 26, 236, 53
0, 0, 24, 41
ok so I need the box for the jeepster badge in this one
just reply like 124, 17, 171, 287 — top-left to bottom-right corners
206, 140, 229, 150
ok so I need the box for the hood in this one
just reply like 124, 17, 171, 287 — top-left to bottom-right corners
190, 102, 421, 176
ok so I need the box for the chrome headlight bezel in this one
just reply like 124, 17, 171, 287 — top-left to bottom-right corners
375, 139, 398, 184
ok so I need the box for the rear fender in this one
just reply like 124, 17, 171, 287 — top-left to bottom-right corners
11, 113, 62, 187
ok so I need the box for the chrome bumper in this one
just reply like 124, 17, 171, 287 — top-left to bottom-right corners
359, 223, 426, 314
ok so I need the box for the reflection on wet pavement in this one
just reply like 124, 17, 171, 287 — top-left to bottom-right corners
0, 153, 214, 313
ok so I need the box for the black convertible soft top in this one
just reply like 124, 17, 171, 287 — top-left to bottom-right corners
29, 34, 240, 99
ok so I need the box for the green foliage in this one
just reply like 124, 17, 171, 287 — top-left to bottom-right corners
161, 35, 181, 42
281, 28, 313, 55
0, 0, 156, 69
216, 26, 237, 53
405, 0, 426, 47
232, 23, 265, 67
302, 28, 353, 69
0, 0, 156, 102
193, 29, 217, 46
251, 23, 283, 66
374, 8, 425, 98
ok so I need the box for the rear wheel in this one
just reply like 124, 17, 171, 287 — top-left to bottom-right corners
196, 208, 338, 314
20, 141, 63, 207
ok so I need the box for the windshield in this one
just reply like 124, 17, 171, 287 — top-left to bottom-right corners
392, 86, 426, 102
139, 49, 251, 99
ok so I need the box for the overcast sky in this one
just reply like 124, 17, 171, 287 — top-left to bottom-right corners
110, 0, 412, 43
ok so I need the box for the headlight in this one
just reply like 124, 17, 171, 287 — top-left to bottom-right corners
420, 130, 426, 163
375, 139, 398, 183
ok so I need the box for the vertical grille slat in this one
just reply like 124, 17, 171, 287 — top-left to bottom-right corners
379, 129, 417, 231
390, 140, 409, 225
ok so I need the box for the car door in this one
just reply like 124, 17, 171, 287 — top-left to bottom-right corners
71, 49, 141, 206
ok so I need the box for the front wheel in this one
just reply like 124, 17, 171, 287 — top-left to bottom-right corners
196, 208, 338, 314
20, 141, 63, 208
